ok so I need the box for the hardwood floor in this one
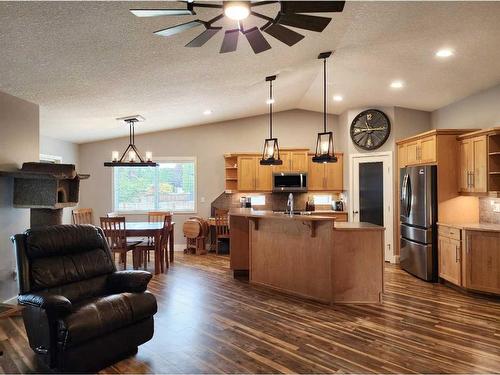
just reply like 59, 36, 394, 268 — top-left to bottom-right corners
1, 253, 500, 374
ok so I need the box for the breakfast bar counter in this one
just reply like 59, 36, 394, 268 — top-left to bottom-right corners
229, 208, 385, 304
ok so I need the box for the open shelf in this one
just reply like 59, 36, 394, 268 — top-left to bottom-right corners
224, 155, 238, 192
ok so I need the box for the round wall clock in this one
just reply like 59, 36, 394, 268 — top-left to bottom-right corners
350, 109, 391, 150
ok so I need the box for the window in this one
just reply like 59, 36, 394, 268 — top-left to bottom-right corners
113, 158, 196, 213
313, 194, 332, 205
40, 154, 62, 163
250, 195, 266, 206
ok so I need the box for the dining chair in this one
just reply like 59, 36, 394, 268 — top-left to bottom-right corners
72, 208, 94, 225
214, 209, 230, 255
137, 213, 172, 271
100, 216, 142, 270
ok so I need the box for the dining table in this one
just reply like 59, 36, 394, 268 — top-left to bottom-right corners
125, 221, 175, 275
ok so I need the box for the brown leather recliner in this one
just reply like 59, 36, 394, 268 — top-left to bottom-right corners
11, 225, 157, 373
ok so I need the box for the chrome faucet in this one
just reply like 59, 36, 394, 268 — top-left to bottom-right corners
287, 193, 294, 216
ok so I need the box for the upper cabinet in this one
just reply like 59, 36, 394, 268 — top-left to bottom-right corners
457, 128, 500, 196
225, 149, 344, 193
398, 134, 437, 166
458, 136, 487, 194
308, 153, 344, 191
236, 155, 272, 192
272, 149, 308, 173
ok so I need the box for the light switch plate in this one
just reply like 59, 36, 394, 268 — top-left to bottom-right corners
494, 203, 500, 213
200, 197, 205, 203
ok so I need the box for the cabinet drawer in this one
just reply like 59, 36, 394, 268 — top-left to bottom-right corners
438, 225, 461, 240
448, 227, 461, 241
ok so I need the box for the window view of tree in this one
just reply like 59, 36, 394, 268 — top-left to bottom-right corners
114, 159, 196, 212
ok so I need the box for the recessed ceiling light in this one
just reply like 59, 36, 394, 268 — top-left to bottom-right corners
333, 95, 343, 102
266, 98, 275, 105
203, 109, 212, 115
390, 80, 404, 89
436, 49, 454, 58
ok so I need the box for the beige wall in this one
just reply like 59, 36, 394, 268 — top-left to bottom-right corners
40, 136, 80, 224
431, 83, 500, 129
0, 91, 39, 301
79, 109, 339, 243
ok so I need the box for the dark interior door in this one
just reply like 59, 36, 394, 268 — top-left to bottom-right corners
359, 162, 384, 226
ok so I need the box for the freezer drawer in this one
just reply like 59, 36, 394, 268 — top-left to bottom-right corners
401, 224, 433, 244
400, 238, 437, 281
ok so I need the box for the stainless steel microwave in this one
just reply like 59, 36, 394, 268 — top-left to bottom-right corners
272, 172, 308, 192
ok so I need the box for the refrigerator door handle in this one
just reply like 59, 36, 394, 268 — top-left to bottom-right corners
401, 173, 408, 216
406, 175, 412, 217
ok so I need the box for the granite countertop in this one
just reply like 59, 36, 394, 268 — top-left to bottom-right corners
438, 222, 500, 232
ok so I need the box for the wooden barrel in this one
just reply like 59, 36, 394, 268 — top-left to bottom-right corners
183, 219, 202, 239
188, 216, 209, 238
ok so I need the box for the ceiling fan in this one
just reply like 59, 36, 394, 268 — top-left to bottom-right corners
130, 1, 345, 54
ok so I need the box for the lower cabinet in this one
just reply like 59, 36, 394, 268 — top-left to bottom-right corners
463, 230, 500, 294
438, 224, 500, 296
438, 235, 462, 286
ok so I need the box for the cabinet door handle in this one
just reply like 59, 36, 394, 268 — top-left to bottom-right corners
455, 245, 460, 262
471, 171, 475, 188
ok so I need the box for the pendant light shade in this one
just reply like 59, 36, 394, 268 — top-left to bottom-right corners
260, 75, 283, 166
312, 51, 337, 164
104, 116, 158, 167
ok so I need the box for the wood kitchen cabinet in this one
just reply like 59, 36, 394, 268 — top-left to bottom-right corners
458, 135, 487, 194
237, 155, 272, 191
307, 153, 343, 191
398, 135, 436, 166
438, 225, 462, 286
438, 224, 500, 296
272, 149, 308, 173
464, 230, 500, 294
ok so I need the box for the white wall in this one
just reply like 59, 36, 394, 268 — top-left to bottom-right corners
79, 109, 339, 243
0, 91, 39, 301
431, 83, 500, 129
40, 136, 80, 224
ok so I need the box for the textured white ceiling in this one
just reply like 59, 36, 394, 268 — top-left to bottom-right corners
1, 1, 500, 143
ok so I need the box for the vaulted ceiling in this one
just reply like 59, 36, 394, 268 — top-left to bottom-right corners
1, 1, 500, 143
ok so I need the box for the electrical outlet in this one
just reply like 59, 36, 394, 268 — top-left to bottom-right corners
494, 203, 500, 213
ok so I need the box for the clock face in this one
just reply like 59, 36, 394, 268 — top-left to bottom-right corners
350, 109, 391, 151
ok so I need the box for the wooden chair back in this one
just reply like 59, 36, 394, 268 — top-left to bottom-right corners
214, 209, 230, 237
148, 211, 172, 223
159, 215, 172, 253
72, 208, 94, 225
100, 216, 127, 251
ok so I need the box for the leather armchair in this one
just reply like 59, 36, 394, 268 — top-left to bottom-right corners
12, 225, 157, 373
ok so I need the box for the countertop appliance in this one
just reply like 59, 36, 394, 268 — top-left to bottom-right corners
400, 165, 437, 281
272, 172, 307, 192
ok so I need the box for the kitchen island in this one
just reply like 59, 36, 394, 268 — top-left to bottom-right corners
229, 208, 385, 304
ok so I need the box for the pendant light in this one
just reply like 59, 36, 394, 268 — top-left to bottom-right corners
312, 51, 337, 164
260, 75, 283, 166
104, 116, 158, 167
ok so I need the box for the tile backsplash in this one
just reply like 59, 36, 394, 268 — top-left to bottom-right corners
479, 197, 500, 224
211, 192, 344, 216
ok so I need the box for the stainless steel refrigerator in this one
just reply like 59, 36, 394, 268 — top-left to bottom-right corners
400, 165, 438, 281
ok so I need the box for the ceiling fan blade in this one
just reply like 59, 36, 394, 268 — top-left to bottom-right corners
276, 12, 331, 32
262, 22, 304, 46
220, 29, 239, 53
154, 20, 203, 37
280, 1, 345, 14
244, 27, 271, 54
185, 27, 222, 47
130, 9, 195, 17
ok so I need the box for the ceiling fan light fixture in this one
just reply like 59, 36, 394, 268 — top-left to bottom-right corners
224, 1, 250, 21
